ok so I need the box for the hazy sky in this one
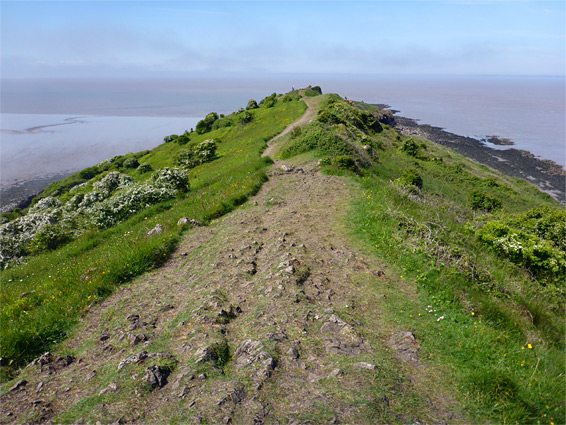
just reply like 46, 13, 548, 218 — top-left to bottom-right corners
1, 0, 564, 79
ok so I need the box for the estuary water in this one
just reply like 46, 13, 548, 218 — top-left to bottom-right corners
1, 75, 564, 192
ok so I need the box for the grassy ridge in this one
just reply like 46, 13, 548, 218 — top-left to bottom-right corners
0, 95, 306, 372
279, 96, 564, 424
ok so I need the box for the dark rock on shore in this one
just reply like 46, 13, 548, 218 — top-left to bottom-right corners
393, 115, 565, 204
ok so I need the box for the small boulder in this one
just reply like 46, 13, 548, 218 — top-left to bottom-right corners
146, 365, 171, 388
177, 217, 202, 227
129, 333, 147, 346
353, 362, 377, 370
147, 224, 164, 237
388, 331, 420, 364
194, 346, 216, 364
118, 350, 148, 370
99, 382, 119, 396
288, 348, 299, 359
9, 379, 27, 392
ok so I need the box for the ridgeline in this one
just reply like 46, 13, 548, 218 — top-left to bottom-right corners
1, 87, 564, 425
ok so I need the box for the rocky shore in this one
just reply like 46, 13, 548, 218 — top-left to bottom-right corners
385, 110, 565, 205
0, 171, 75, 213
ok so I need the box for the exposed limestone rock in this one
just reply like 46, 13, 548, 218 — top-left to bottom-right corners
194, 346, 216, 363
216, 381, 246, 406
99, 382, 119, 395
118, 350, 148, 370
177, 217, 202, 227
234, 340, 274, 388
8, 379, 27, 392
388, 331, 420, 365
146, 365, 171, 388
353, 362, 377, 370
147, 224, 164, 237
31, 352, 75, 374
129, 333, 147, 346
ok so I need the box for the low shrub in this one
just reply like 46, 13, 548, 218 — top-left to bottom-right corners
246, 99, 259, 110
476, 207, 566, 285
399, 168, 423, 190
175, 133, 191, 145
93, 172, 134, 197
196, 112, 219, 134
399, 139, 420, 157
123, 157, 140, 169
163, 134, 178, 143
332, 155, 357, 171
137, 163, 153, 174
469, 191, 502, 212
317, 101, 381, 134
280, 122, 353, 158
175, 140, 218, 169
239, 111, 253, 124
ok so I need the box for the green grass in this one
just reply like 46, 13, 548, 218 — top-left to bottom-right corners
0, 96, 306, 371
277, 97, 565, 424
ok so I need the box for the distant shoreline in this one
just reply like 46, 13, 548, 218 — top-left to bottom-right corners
386, 110, 565, 205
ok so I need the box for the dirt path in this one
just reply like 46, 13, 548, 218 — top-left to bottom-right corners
1, 98, 463, 425
261, 97, 316, 159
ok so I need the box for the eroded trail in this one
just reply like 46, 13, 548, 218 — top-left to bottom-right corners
1, 99, 462, 425
261, 97, 316, 159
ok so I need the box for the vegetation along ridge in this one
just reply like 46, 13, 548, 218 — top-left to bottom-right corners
0, 87, 564, 425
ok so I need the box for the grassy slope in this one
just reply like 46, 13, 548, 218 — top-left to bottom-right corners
275, 96, 564, 424
0, 95, 306, 370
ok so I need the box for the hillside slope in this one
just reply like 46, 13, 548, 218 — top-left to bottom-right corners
1, 88, 564, 425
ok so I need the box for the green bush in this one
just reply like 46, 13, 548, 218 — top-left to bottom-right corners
260, 93, 278, 108
239, 111, 253, 124
212, 117, 232, 130
304, 86, 322, 97
196, 112, 219, 134
79, 166, 100, 180
246, 99, 259, 110
399, 139, 420, 157
476, 207, 566, 284
30, 224, 72, 252
175, 133, 191, 145
469, 191, 502, 212
290, 126, 302, 139
280, 122, 353, 158
137, 163, 153, 174
400, 168, 423, 190
317, 101, 381, 134
123, 158, 139, 169
175, 140, 218, 169
163, 134, 178, 143
332, 155, 357, 171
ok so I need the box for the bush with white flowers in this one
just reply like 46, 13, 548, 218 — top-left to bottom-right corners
89, 183, 177, 228
29, 197, 62, 213
0, 208, 62, 267
151, 167, 190, 192
0, 166, 191, 266
93, 171, 134, 196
